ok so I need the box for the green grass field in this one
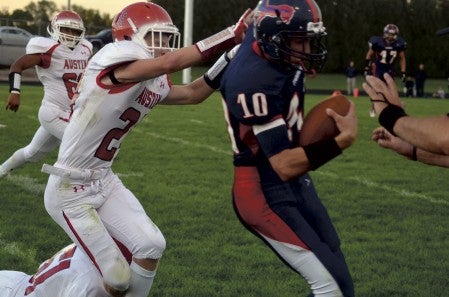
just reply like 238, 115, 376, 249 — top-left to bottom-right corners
0, 73, 448, 296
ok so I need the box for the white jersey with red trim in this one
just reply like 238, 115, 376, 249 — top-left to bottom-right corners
56, 40, 171, 170
0, 244, 108, 297
26, 37, 92, 112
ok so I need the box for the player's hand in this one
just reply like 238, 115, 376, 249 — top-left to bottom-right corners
5, 93, 20, 112
372, 126, 414, 157
327, 100, 358, 150
363, 73, 403, 115
233, 8, 253, 43
401, 72, 406, 83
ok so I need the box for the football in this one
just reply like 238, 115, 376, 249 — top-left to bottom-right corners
299, 94, 351, 146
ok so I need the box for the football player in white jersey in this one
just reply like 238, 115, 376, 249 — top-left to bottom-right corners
0, 243, 132, 297
41, 2, 252, 296
0, 10, 92, 178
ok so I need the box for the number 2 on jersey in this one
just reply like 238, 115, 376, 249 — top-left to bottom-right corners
94, 107, 141, 161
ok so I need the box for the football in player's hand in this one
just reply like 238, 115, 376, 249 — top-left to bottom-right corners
299, 94, 351, 146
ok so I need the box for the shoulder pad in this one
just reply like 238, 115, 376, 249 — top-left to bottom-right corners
26, 37, 58, 54
80, 39, 93, 51
368, 36, 381, 47
93, 41, 151, 68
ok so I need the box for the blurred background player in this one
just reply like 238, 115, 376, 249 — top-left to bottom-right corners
365, 24, 407, 117
414, 63, 427, 98
344, 60, 357, 96
0, 243, 131, 297
0, 10, 92, 178
41, 2, 252, 296
219, 0, 357, 296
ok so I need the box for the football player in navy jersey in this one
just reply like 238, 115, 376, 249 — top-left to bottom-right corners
216, 0, 358, 296
365, 24, 407, 117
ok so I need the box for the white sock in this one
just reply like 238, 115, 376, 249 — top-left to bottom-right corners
1, 148, 27, 172
125, 261, 157, 297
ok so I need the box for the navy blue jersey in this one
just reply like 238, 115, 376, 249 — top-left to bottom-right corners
220, 34, 305, 177
368, 35, 406, 77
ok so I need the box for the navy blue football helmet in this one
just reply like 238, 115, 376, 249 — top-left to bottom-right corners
383, 24, 399, 40
253, 0, 327, 73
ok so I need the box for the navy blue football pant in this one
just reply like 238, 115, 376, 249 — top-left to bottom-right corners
232, 166, 354, 297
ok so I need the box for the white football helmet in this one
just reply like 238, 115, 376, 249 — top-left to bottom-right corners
112, 2, 180, 56
47, 10, 85, 48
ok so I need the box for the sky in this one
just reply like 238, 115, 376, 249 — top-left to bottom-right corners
1, 0, 140, 17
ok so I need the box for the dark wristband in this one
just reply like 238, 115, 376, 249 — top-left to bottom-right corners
378, 104, 408, 136
303, 138, 342, 170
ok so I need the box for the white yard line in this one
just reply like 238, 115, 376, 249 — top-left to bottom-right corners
315, 171, 449, 206
146, 131, 449, 206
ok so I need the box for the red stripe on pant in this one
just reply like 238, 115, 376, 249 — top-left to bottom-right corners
233, 166, 309, 250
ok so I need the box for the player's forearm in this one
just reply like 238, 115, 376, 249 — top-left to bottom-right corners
413, 148, 449, 167
269, 148, 312, 181
394, 115, 449, 155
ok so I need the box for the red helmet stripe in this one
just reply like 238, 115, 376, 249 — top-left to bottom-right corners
305, 0, 320, 21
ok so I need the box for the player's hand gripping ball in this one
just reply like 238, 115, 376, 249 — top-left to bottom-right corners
299, 94, 351, 146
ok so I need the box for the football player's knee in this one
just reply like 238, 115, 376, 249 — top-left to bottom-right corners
135, 231, 166, 259
102, 255, 131, 292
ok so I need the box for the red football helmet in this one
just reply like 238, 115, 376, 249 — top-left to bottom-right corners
47, 10, 85, 48
112, 2, 180, 55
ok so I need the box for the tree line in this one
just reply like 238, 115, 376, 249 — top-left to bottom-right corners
2, 0, 449, 77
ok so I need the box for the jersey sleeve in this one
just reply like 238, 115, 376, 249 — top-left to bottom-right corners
253, 117, 291, 158
26, 37, 58, 54
226, 89, 291, 158
368, 36, 381, 51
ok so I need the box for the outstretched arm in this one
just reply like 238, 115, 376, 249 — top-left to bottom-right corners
364, 73, 449, 159
162, 45, 240, 105
109, 9, 252, 84
372, 126, 449, 167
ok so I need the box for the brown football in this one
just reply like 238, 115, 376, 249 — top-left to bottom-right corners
299, 94, 351, 146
